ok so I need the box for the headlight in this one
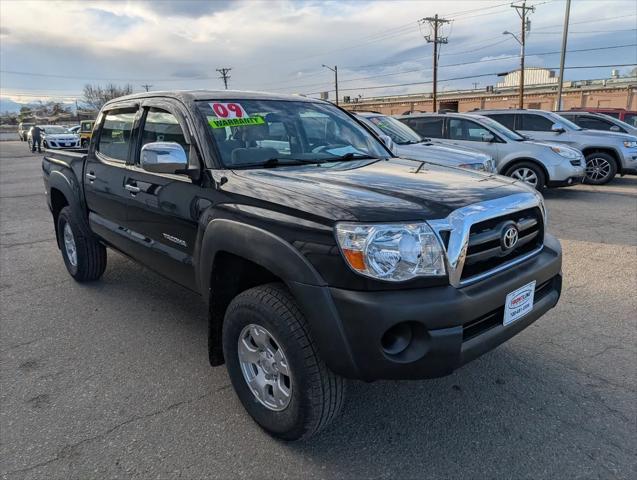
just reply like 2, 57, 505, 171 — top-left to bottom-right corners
550, 146, 580, 159
623, 140, 637, 148
458, 162, 490, 172
335, 222, 446, 281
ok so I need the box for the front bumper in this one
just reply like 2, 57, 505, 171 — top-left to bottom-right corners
619, 148, 637, 172
547, 175, 584, 188
290, 234, 562, 381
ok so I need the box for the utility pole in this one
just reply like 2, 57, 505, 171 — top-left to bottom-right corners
511, 1, 535, 109
141, 84, 153, 92
321, 64, 339, 105
421, 14, 450, 113
472, 82, 479, 90
556, 0, 571, 110
216, 68, 231, 89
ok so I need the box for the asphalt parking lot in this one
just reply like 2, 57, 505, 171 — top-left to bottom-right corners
1, 140, 635, 479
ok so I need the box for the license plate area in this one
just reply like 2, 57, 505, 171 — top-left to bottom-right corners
504, 281, 536, 326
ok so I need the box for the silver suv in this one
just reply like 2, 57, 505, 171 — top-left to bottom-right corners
397, 112, 584, 190
480, 109, 637, 184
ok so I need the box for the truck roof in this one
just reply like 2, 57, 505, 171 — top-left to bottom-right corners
105, 89, 326, 107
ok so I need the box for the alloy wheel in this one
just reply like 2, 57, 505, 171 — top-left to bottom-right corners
238, 324, 292, 411
63, 223, 78, 267
510, 167, 538, 187
585, 157, 612, 182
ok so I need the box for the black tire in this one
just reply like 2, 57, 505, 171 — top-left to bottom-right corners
81, 139, 89, 148
223, 283, 345, 441
57, 206, 107, 282
584, 152, 617, 185
504, 161, 546, 190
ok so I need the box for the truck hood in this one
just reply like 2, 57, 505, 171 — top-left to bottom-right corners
232, 157, 529, 222
396, 142, 491, 165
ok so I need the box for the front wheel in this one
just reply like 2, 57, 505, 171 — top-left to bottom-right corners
505, 161, 546, 190
223, 283, 346, 441
584, 152, 617, 185
57, 207, 107, 282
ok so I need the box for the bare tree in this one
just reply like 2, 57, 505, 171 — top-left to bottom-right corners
82, 83, 133, 111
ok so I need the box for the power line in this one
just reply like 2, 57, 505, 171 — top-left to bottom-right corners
303, 63, 636, 95
257, 43, 636, 94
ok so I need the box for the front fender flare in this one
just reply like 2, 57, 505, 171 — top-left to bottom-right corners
197, 218, 326, 297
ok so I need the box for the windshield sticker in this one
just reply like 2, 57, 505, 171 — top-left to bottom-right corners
208, 116, 265, 129
209, 102, 249, 119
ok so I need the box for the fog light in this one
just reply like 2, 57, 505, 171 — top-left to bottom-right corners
381, 322, 413, 355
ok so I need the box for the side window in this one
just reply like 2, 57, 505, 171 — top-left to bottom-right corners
97, 109, 137, 161
448, 118, 491, 142
520, 114, 554, 131
140, 108, 189, 163
403, 117, 443, 138
487, 114, 515, 130
576, 116, 616, 132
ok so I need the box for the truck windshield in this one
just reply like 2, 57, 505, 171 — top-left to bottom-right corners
197, 99, 388, 168
364, 115, 423, 145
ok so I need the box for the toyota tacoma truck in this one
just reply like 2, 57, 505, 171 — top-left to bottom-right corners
42, 90, 562, 440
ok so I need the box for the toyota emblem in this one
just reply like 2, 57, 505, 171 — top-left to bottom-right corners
501, 224, 519, 250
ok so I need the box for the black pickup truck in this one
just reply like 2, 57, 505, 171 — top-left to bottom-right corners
42, 90, 562, 440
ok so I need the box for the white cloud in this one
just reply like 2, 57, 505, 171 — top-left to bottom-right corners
1, 0, 635, 102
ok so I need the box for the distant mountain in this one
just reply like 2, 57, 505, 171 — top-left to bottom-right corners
0, 97, 24, 113
0, 97, 81, 114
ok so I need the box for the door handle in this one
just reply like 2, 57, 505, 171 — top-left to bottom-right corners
86, 172, 96, 180
125, 184, 141, 193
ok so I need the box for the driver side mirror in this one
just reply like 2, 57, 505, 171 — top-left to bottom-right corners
551, 123, 566, 134
481, 132, 495, 143
141, 142, 188, 174
610, 125, 621, 132
378, 134, 396, 153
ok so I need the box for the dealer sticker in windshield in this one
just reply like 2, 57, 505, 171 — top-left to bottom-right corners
207, 101, 265, 128
503, 281, 536, 326
208, 116, 265, 128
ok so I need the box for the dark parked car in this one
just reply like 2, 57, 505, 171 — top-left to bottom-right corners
42, 90, 562, 440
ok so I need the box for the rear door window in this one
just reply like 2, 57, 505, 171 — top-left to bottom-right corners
519, 114, 554, 131
401, 117, 443, 138
97, 109, 137, 161
486, 113, 516, 130
576, 116, 617, 132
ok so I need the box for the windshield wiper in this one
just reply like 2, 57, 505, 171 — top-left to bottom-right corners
329, 152, 380, 161
262, 157, 324, 168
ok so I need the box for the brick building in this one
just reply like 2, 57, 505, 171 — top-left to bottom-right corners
342, 69, 637, 115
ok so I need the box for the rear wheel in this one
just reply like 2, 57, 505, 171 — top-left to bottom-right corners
584, 152, 617, 185
57, 206, 107, 282
505, 161, 546, 190
223, 283, 345, 440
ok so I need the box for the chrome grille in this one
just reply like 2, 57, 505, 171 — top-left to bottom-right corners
461, 207, 544, 281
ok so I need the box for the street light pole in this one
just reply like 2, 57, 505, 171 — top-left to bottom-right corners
322, 64, 339, 105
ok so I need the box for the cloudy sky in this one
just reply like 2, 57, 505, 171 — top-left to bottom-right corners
0, 0, 636, 106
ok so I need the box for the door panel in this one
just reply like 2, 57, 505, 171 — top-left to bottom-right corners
123, 106, 201, 290
85, 108, 137, 251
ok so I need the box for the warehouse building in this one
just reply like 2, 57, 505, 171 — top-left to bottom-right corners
342, 68, 637, 115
